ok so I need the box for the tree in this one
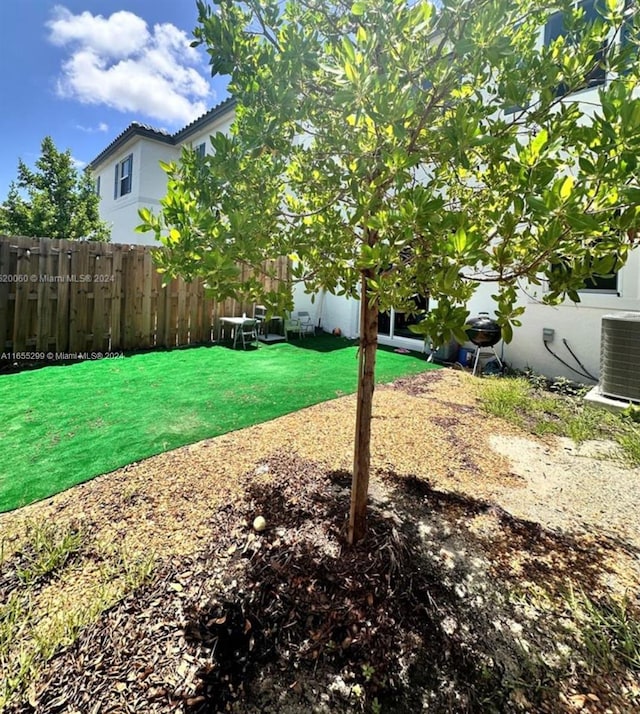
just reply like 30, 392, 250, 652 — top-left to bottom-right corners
0, 136, 110, 241
140, 0, 640, 543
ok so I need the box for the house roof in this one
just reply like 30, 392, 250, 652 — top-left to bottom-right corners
88, 123, 174, 170
174, 97, 237, 142
89, 97, 237, 170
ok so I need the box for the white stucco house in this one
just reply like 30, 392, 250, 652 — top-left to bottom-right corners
89, 3, 639, 388
89, 98, 236, 247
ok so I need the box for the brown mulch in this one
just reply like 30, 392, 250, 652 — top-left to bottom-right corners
1, 369, 639, 713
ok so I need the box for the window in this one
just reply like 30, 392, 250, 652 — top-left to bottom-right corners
195, 142, 206, 158
114, 154, 133, 198
580, 271, 618, 293
621, 0, 637, 74
378, 294, 429, 340
95, 176, 101, 196
544, 0, 607, 95
551, 250, 620, 296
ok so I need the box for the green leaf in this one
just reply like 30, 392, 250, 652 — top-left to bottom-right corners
529, 129, 549, 162
560, 176, 574, 200
453, 327, 469, 345
578, 156, 594, 174
344, 61, 357, 83
565, 212, 602, 232
526, 195, 548, 213
452, 227, 467, 253
351, 2, 367, 16
443, 264, 459, 290
622, 187, 640, 204
341, 37, 356, 63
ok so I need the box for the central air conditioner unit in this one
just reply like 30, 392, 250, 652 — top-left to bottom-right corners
599, 312, 640, 403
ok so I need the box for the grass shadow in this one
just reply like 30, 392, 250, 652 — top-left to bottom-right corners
284, 333, 359, 353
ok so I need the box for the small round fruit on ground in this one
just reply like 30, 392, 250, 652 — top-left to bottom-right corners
253, 516, 267, 532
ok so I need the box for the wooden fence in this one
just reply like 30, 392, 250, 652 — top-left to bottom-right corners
0, 235, 288, 361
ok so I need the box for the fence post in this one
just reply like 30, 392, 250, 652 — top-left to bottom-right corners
0, 238, 10, 353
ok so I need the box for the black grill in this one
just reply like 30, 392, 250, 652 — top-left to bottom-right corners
465, 314, 501, 347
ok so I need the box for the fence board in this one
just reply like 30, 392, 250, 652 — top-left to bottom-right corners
12, 241, 33, 352
176, 280, 188, 345
141, 250, 152, 347
36, 238, 51, 351
91, 242, 107, 351
70, 242, 89, 353
110, 247, 122, 350
166, 279, 178, 347
133, 247, 145, 348
121, 247, 135, 350
154, 273, 167, 347
0, 239, 10, 352
56, 241, 71, 352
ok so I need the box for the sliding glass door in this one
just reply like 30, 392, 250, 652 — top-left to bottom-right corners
378, 295, 429, 340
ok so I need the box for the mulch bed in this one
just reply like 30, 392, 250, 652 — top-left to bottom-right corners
7, 451, 638, 714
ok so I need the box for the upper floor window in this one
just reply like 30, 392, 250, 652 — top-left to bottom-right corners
114, 154, 133, 199
95, 176, 101, 197
544, 0, 607, 95
195, 142, 206, 158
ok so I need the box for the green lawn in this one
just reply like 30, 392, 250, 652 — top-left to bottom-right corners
0, 336, 438, 512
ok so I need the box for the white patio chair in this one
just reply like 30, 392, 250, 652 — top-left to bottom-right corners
297, 311, 316, 337
233, 318, 259, 349
253, 305, 267, 335
284, 313, 302, 339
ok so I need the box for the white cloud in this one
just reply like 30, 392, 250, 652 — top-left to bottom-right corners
76, 122, 110, 133
48, 7, 149, 60
47, 6, 212, 126
71, 157, 87, 169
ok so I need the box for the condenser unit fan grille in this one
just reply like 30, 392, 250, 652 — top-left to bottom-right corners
600, 313, 640, 403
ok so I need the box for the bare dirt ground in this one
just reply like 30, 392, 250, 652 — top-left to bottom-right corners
1, 369, 639, 713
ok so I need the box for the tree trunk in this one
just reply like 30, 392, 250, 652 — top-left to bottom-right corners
347, 273, 379, 544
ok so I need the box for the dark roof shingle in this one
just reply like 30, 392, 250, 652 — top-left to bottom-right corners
89, 97, 237, 169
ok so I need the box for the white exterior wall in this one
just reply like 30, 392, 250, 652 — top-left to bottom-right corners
135, 141, 181, 246
180, 114, 235, 155
94, 138, 178, 245
319, 292, 360, 337
292, 284, 360, 337
468, 248, 640, 382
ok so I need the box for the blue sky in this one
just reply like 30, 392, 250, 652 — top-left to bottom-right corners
0, 1, 229, 199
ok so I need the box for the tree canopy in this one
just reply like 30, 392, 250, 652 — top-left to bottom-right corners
140, 0, 640, 541
0, 136, 110, 242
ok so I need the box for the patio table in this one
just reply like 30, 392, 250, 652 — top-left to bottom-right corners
218, 316, 248, 342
